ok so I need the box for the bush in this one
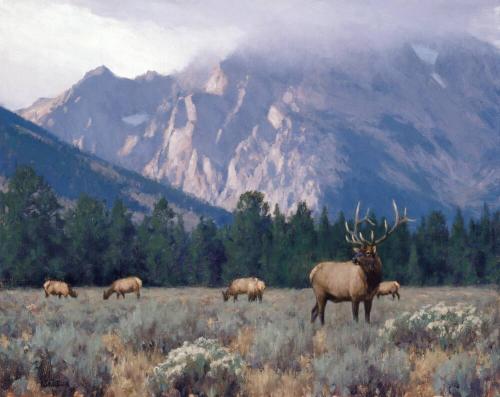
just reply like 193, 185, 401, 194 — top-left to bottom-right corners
380, 302, 484, 350
149, 337, 245, 397
313, 324, 409, 396
29, 324, 111, 394
433, 353, 482, 397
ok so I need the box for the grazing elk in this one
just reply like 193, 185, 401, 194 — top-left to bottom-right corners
247, 278, 266, 302
377, 281, 401, 300
310, 201, 413, 325
43, 280, 78, 299
222, 277, 263, 302
103, 277, 142, 300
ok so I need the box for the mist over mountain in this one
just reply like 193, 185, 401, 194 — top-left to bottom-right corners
19, 35, 500, 218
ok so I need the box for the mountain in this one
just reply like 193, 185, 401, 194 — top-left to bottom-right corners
19, 36, 500, 218
0, 106, 231, 226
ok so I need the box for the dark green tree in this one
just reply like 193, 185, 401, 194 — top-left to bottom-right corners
331, 211, 352, 260
288, 201, 317, 287
263, 204, 290, 286
140, 198, 176, 286
448, 208, 476, 284
189, 217, 226, 286
222, 191, 271, 281
317, 206, 333, 260
103, 199, 136, 283
0, 166, 64, 286
416, 211, 449, 284
64, 194, 109, 285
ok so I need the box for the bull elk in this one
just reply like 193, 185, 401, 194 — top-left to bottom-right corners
310, 200, 413, 325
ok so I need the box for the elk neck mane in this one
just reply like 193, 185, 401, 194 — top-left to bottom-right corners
356, 255, 382, 292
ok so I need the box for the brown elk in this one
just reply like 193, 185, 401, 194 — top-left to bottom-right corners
377, 281, 401, 300
103, 277, 142, 300
43, 280, 78, 299
222, 277, 262, 302
310, 201, 412, 325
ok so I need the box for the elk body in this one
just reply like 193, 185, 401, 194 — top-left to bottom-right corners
310, 201, 412, 324
103, 277, 142, 300
377, 281, 401, 300
222, 277, 265, 302
43, 280, 78, 299
247, 278, 266, 302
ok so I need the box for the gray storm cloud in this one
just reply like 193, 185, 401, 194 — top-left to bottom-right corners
0, 0, 498, 109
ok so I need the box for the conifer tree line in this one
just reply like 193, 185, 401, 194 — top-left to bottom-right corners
0, 167, 498, 287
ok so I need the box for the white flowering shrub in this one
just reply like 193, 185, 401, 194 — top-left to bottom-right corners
380, 302, 484, 350
149, 337, 245, 396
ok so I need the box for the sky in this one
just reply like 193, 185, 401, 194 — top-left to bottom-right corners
0, 0, 499, 110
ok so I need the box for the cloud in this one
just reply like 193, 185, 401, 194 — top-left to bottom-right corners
0, 0, 242, 109
0, 0, 498, 109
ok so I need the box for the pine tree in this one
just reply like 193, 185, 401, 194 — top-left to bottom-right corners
331, 211, 351, 260
64, 194, 109, 285
141, 198, 176, 286
416, 212, 449, 284
448, 208, 476, 284
189, 217, 226, 286
0, 166, 64, 286
317, 206, 333, 260
222, 191, 271, 282
288, 201, 317, 287
104, 199, 136, 283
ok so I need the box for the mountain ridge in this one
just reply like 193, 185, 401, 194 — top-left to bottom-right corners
0, 106, 231, 226
18, 35, 500, 218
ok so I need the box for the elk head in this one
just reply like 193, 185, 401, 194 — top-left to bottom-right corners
345, 200, 414, 280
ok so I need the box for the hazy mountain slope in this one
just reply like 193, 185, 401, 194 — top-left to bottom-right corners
0, 107, 231, 225
19, 37, 500, 217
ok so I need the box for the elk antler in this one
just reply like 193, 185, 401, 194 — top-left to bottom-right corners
345, 202, 375, 246
371, 200, 415, 245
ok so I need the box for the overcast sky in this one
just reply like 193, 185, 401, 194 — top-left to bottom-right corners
0, 0, 499, 110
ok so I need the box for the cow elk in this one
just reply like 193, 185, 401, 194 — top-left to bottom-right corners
222, 277, 265, 303
103, 277, 142, 300
377, 281, 401, 300
310, 200, 413, 325
43, 280, 78, 299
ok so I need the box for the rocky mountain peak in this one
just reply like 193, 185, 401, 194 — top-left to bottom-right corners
18, 37, 500, 218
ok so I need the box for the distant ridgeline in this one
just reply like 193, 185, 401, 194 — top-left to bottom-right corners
0, 167, 498, 287
0, 106, 231, 227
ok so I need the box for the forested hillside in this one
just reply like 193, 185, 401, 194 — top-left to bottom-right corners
0, 106, 231, 226
0, 167, 497, 287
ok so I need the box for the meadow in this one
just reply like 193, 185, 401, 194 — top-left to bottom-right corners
0, 286, 498, 397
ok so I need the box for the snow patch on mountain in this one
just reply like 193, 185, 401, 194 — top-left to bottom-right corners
412, 44, 439, 65
122, 112, 150, 126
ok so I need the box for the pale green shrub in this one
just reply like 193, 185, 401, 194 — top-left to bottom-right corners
380, 302, 484, 350
149, 337, 245, 397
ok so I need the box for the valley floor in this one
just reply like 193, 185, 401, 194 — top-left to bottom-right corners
0, 286, 498, 396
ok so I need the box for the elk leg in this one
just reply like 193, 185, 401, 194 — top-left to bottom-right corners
392, 293, 395, 300
311, 302, 319, 323
121, 292, 126, 299
364, 299, 373, 323
116, 292, 120, 299
136, 290, 140, 299
318, 296, 327, 326
395, 291, 400, 300
352, 301, 360, 322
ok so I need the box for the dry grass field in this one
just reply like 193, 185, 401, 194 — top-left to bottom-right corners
0, 286, 498, 396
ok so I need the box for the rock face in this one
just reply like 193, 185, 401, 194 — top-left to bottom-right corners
19, 37, 500, 217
